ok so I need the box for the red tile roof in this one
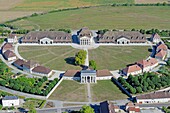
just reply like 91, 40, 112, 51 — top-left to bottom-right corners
32, 66, 51, 74
137, 60, 150, 68
157, 43, 168, 51
149, 58, 158, 66
123, 64, 142, 74
13, 59, 26, 66
128, 107, 140, 112
152, 33, 161, 40
64, 70, 80, 77
2, 43, 13, 51
3, 50, 16, 58
96, 69, 112, 77
155, 49, 167, 58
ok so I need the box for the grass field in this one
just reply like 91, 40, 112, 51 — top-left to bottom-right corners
91, 80, 128, 101
89, 46, 150, 70
49, 80, 88, 102
13, 0, 134, 11
135, 0, 168, 4
18, 46, 81, 70
9, 6, 170, 30
18, 46, 150, 71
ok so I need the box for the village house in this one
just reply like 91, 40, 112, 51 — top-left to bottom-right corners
2, 96, 19, 107
3, 50, 16, 61
97, 31, 147, 44
7, 34, 18, 43
156, 43, 168, 52
12, 59, 26, 70
125, 102, 140, 113
2, 43, 13, 53
78, 27, 94, 45
32, 66, 52, 77
155, 49, 167, 60
136, 91, 170, 104
122, 64, 142, 76
136, 58, 158, 72
100, 101, 118, 113
21, 31, 72, 44
151, 33, 161, 44
22, 60, 39, 73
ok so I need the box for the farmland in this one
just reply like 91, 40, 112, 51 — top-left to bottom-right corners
8, 6, 170, 30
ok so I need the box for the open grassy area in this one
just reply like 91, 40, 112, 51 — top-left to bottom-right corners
18, 46, 81, 70
91, 80, 128, 101
49, 80, 88, 102
9, 6, 170, 30
89, 46, 150, 70
135, 0, 168, 4
13, 0, 134, 11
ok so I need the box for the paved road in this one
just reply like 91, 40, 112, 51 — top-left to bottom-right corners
87, 83, 92, 103
84, 48, 89, 66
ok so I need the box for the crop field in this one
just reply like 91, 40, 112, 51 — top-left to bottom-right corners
13, 0, 134, 11
135, 0, 168, 4
89, 46, 150, 70
9, 6, 170, 30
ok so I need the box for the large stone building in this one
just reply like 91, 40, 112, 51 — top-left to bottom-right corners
2, 96, 19, 107
136, 91, 170, 104
80, 70, 97, 83
21, 31, 72, 44
78, 27, 94, 45
97, 31, 147, 44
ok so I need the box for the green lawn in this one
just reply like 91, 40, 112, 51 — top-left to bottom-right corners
18, 46, 81, 70
13, 0, 134, 11
91, 80, 128, 102
89, 46, 150, 70
49, 80, 88, 102
9, 6, 170, 30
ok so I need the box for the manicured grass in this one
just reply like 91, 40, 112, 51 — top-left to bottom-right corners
13, 0, 134, 11
23, 98, 45, 109
49, 80, 88, 102
91, 80, 128, 101
18, 46, 81, 70
89, 46, 150, 70
9, 6, 170, 30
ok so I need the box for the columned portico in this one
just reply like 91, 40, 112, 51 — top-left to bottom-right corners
80, 70, 97, 83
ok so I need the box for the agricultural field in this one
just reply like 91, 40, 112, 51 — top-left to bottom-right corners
18, 46, 81, 70
89, 46, 150, 70
13, 0, 134, 11
91, 80, 128, 101
135, 0, 168, 4
49, 80, 88, 102
9, 6, 170, 30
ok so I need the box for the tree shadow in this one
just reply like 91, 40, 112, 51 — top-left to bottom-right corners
64, 57, 76, 66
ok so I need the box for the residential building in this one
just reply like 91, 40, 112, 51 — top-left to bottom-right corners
7, 34, 18, 43
136, 58, 158, 72
151, 33, 161, 44
78, 27, 94, 45
155, 49, 167, 60
2, 43, 13, 53
22, 60, 39, 73
21, 31, 72, 44
100, 101, 116, 113
125, 102, 140, 113
2, 96, 19, 107
156, 43, 168, 52
3, 50, 16, 61
98, 31, 146, 44
136, 91, 170, 104
12, 59, 26, 69
32, 66, 52, 77
122, 64, 142, 76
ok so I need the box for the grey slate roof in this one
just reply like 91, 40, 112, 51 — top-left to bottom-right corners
2, 96, 18, 100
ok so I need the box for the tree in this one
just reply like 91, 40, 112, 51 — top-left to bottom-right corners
75, 50, 87, 65
80, 105, 94, 113
136, 87, 142, 93
129, 87, 136, 94
42, 76, 48, 81
89, 60, 97, 70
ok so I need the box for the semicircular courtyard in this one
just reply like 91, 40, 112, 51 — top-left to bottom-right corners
18, 45, 151, 71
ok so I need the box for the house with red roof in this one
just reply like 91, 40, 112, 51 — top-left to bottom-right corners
125, 102, 140, 113
155, 49, 167, 60
32, 66, 52, 77
157, 43, 168, 52
2, 43, 13, 53
3, 50, 16, 61
122, 64, 142, 76
151, 33, 161, 44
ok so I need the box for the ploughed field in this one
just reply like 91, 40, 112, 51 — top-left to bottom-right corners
18, 46, 150, 71
9, 6, 170, 30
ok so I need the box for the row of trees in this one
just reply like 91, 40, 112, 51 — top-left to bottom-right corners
118, 72, 170, 94
97, 28, 170, 37
75, 50, 87, 65
112, 2, 169, 7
